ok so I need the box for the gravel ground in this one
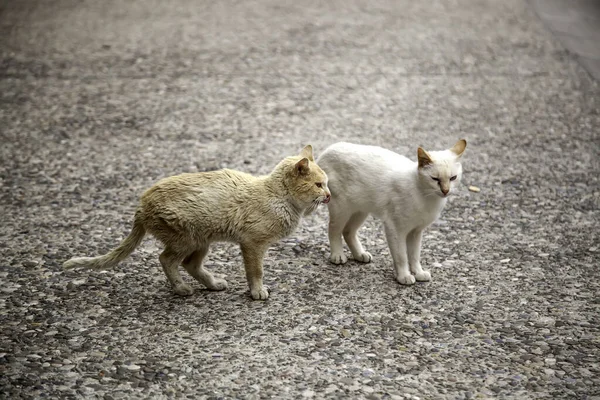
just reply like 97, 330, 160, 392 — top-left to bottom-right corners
1, 0, 599, 399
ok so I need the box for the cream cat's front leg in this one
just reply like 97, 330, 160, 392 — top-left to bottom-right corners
407, 229, 431, 282
240, 242, 270, 300
384, 222, 415, 285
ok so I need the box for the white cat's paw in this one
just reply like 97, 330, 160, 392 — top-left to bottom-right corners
414, 270, 431, 282
354, 252, 372, 263
174, 283, 194, 296
330, 253, 348, 265
206, 278, 228, 291
250, 285, 270, 300
396, 274, 416, 285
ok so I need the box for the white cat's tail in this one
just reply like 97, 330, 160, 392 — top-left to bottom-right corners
63, 219, 146, 270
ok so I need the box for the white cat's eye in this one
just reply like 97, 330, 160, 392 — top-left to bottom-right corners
450, 175, 457, 181
431, 177, 440, 182
316, 182, 323, 188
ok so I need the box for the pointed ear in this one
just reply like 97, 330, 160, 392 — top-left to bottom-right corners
295, 157, 310, 175
299, 145, 314, 161
450, 139, 467, 157
417, 147, 433, 168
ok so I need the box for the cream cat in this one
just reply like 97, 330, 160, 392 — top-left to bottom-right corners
317, 140, 466, 285
64, 145, 331, 300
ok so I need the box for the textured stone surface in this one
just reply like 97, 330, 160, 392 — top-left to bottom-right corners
1, 0, 599, 398
530, 0, 600, 80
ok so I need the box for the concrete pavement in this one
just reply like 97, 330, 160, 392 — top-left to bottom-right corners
1, 0, 599, 398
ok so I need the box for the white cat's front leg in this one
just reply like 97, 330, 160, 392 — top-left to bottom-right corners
384, 222, 415, 285
407, 229, 431, 282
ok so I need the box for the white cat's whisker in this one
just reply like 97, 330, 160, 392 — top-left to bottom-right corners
423, 191, 441, 199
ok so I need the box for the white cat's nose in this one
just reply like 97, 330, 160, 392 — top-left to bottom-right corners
441, 188, 449, 196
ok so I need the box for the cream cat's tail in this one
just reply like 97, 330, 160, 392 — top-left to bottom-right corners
63, 220, 146, 270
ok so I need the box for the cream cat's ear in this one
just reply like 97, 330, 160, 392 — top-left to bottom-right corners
417, 147, 433, 168
450, 139, 467, 158
299, 145, 314, 161
295, 158, 311, 175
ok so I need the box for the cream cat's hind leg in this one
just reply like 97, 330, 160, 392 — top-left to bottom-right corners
182, 248, 228, 291
159, 248, 194, 296
343, 212, 372, 263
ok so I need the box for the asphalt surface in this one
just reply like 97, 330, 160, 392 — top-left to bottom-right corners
530, 0, 600, 81
1, 0, 599, 399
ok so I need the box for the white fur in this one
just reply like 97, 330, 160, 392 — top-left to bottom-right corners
317, 141, 465, 285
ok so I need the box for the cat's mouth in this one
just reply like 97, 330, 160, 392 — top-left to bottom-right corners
322, 196, 330, 204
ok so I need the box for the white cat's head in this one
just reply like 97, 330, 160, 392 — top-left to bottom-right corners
417, 139, 467, 198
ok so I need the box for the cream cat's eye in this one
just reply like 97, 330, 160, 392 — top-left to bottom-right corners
450, 176, 457, 181
431, 177, 440, 182
316, 182, 323, 188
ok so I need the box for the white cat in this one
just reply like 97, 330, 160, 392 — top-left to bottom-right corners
317, 139, 466, 285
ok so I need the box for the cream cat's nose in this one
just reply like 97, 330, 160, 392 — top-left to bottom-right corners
441, 188, 449, 196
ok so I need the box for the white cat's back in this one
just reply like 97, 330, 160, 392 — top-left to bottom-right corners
319, 142, 413, 170
318, 142, 414, 183
318, 143, 414, 212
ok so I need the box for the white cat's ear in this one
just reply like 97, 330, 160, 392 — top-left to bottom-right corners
295, 158, 311, 175
300, 145, 314, 161
450, 139, 467, 158
417, 147, 433, 168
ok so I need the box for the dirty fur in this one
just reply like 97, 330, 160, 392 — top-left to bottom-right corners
64, 145, 331, 300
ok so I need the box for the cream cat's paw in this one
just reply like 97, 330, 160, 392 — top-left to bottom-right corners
206, 278, 228, 291
414, 270, 431, 282
395, 274, 416, 285
174, 283, 194, 296
330, 253, 348, 264
251, 285, 270, 300
354, 251, 372, 263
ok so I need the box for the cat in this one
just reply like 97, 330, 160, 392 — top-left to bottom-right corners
64, 145, 331, 300
316, 139, 466, 285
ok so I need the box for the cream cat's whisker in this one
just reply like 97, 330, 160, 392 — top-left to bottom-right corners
311, 199, 322, 212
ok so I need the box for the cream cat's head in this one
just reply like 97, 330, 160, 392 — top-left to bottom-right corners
281, 145, 331, 210
417, 139, 467, 198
